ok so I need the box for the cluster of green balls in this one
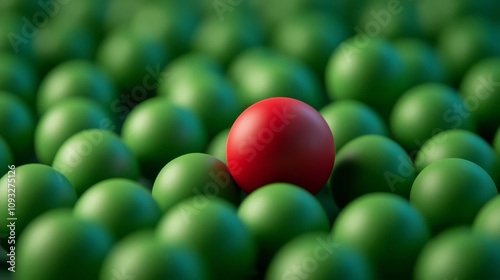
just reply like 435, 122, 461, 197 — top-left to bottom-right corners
1, 0, 500, 279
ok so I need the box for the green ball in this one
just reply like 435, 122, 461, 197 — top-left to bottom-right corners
414, 129, 500, 187
460, 57, 500, 141
74, 178, 161, 240
100, 230, 207, 280
0, 53, 37, 110
237, 183, 329, 266
156, 197, 256, 279
332, 193, 431, 279
52, 129, 140, 195
390, 83, 475, 152
16, 209, 113, 280
320, 100, 388, 151
36, 60, 118, 115
206, 128, 229, 163
33, 23, 97, 74
265, 232, 374, 280
414, 227, 500, 280
393, 38, 445, 87
0, 136, 13, 176
474, 196, 500, 243
329, 135, 416, 208
162, 52, 222, 76
410, 158, 497, 233
0, 164, 76, 246
157, 69, 241, 137
0, 92, 35, 163
35, 98, 117, 165
271, 11, 348, 75
315, 186, 340, 225
121, 98, 207, 179
152, 153, 240, 213
437, 16, 500, 84
192, 12, 263, 67
130, 1, 198, 56
229, 48, 324, 109
96, 29, 169, 90
415, 0, 471, 40
325, 37, 406, 120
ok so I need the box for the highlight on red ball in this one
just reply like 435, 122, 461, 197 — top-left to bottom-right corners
226, 97, 335, 195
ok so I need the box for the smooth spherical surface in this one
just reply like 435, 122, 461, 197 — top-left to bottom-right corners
152, 153, 240, 213
35, 98, 116, 165
226, 97, 335, 194
0, 92, 35, 163
414, 227, 500, 280
390, 83, 475, 152
74, 179, 161, 240
415, 129, 500, 187
265, 232, 374, 280
460, 57, 500, 140
229, 48, 324, 109
237, 183, 330, 265
329, 135, 415, 208
52, 129, 140, 195
410, 159, 497, 233
36, 60, 117, 115
332, 193, 431, 279
473, 196, 500, 242
0, 53, 37, 110
0, 164, 77, 247
100, 230, 207, 280
121, 98, 207, 179
16, 209, 113, 280
320, 100, 387, 151
325, 37, 406, 120
0, 137, 13, 176
206, 128, 229, 163
156, 198, 256, 279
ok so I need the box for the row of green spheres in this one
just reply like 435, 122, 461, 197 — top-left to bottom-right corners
1, 0, 500, 279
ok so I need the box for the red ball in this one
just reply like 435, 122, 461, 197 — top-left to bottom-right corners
226, 97, 335, 194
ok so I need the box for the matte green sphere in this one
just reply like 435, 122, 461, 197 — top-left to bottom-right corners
192, 11, 263, 67
414, 129, 500, 187
332, 193, 431, 279
437, 16, 500, 84
0, 137, 13, 176
52, 129, 140, 195
237, 183, 329, 266
0, 164, 77, 247
36, 60, 118, 115
320, 100, 387, 151
16, 209, 113, 280
152, 153, 240, 213
266, 232, 374, 280
329, 135, 416, 208
271, 11, 348, 75
325, 37, 406, 120
414, 227, 500, 280
206, 128, 229, 163
393, 38, 445, 88
35, 98, 117, 165
162, 52, 222, 77
96, 29, 169, 90
229, 48, 324, 109
157, 68, 241, 137
74, 179, 161, 240
460, 57, 500, 141
156, 197, 256, 279
0, 53, 37, 110
0, 92, 35, 163
100, 230, 207, 280
473, 196, 500, 243
390, 83, 475, 152
410, 159, 497, 233
121, 98, 207, 179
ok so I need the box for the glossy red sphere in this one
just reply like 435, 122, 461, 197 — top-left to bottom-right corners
226, 97, 335, 194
